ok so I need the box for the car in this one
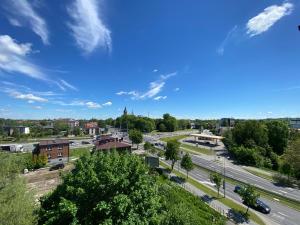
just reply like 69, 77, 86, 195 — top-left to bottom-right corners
81, 141, 90, 145
49, 163, 65, 171
234, 185, 243, 194
170, 176, 186, 184
254, 199, 271, 214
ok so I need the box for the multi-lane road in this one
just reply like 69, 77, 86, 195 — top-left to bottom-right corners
145, 131, 300, 225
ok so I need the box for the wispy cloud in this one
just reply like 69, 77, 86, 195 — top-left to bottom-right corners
8, 91, 48, 103
153, 69, 158, 73
246, 2, 293, 37
55, 99, 111, 109
217, 25, 238, 55
116, 72, 177, 100
3, 0, 49, 44
153, 96, 167, 101
59, 79, 78, 91
66, 0, 111, 54
174, 87, 180, 92
0, 35, 47, 80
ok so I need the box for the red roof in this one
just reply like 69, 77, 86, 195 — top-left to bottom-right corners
85, 122, 98, 129
39, 139, 69, 146
96, 141, 131, 150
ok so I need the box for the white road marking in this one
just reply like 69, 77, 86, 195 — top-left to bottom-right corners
277, 212, 288, 217
279, 190, 287, 194
273, 198, 280, 202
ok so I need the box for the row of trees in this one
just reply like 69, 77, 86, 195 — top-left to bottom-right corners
223, 120, 289, 170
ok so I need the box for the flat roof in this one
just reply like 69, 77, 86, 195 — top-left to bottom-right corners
190, 133, 224, 140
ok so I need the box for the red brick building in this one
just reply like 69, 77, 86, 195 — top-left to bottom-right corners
94, 135, 131, 152
35, 139, 70, 164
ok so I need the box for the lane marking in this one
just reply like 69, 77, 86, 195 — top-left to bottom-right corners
277, 212, 288, 217
273, 198, 280, 202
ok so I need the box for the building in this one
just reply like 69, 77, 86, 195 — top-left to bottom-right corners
290, 118, 300, 129
94, 135, 131, 152
34, 139, 70, 164
123, 107, 128, 116
68, 119, 79, 129
85, 122, 99, 135
2, 126, 30, 136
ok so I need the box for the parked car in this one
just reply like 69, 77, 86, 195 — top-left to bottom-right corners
50, 163, 65, 171
82, 141, 90, 145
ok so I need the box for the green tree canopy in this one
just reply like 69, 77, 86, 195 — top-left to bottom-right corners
210, 172, 222, 197
165, 140, 180, 171
0, 152, 36, 225
39, 152, 161, 225
129, 129, 143, 148
232, 120, 268, 148
266, 121, 289, 155
239, 185, 259, 215
180, 153, 194, 178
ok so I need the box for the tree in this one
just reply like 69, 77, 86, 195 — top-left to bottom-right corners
0, 153, 36, 225
129, 129, 143, 148
12, 127, 20, 140
266, 121, 289, 155
232, 120, 268, 148
282, 137, 300, 180
280, 162, 292, 181
73, 127, 81, 136
165, 140, 180, 171
144, 141, 152, 152
210, 172, 222, 197
38, 152, 161, 225
181, 153, 194, 178
239, 185, 259, 215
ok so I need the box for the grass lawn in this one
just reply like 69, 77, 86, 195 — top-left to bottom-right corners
160, 161, 266, 225
70, 147, 92, 158
160, 135, 188, 142
181, 143, 214, 155
243, 167, 275, 182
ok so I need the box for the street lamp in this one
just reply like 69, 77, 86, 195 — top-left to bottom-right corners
223, 156, 226, 198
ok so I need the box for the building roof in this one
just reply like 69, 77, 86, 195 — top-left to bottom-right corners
96, 141, 131, 150
39, 139, 69, 146
85, 122, 98, 129
190, 133, 224, 140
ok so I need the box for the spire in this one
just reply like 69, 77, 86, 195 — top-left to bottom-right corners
123, 107, 127, 116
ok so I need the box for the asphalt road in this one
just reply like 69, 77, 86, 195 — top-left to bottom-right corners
190, 155, 300, 202
165, 159, 300, 225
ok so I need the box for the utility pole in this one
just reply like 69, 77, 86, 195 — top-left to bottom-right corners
223, 156, 226, 198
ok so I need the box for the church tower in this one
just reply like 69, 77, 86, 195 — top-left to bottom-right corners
123, 107, 128, 116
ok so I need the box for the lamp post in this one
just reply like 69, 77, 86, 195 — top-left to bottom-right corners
223, 155, 226, 198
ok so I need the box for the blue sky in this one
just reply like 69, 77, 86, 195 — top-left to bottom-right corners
0, 0, 300, 119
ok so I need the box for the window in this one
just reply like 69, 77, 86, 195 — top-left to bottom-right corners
58, 152, 63, 157
47, 146, 52, 151
47, 154, 51, 159
58, 145, 63, 150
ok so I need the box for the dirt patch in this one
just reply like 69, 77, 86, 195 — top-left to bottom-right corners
23, 164, 74, 199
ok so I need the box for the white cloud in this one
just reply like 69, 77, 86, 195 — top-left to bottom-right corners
3, 0, 49, 44
10, 92, 48, 102
153, 96, 167, 101
116, 72, 177, 100
153, 69, 158, 73
0, 35, 47, 80
102, 101, 112, 106
66, 0, 111, 54
34, 106, 42, 110
86, 101, 101, 108
174, 87, 180, 92
246, 2, 293, 37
